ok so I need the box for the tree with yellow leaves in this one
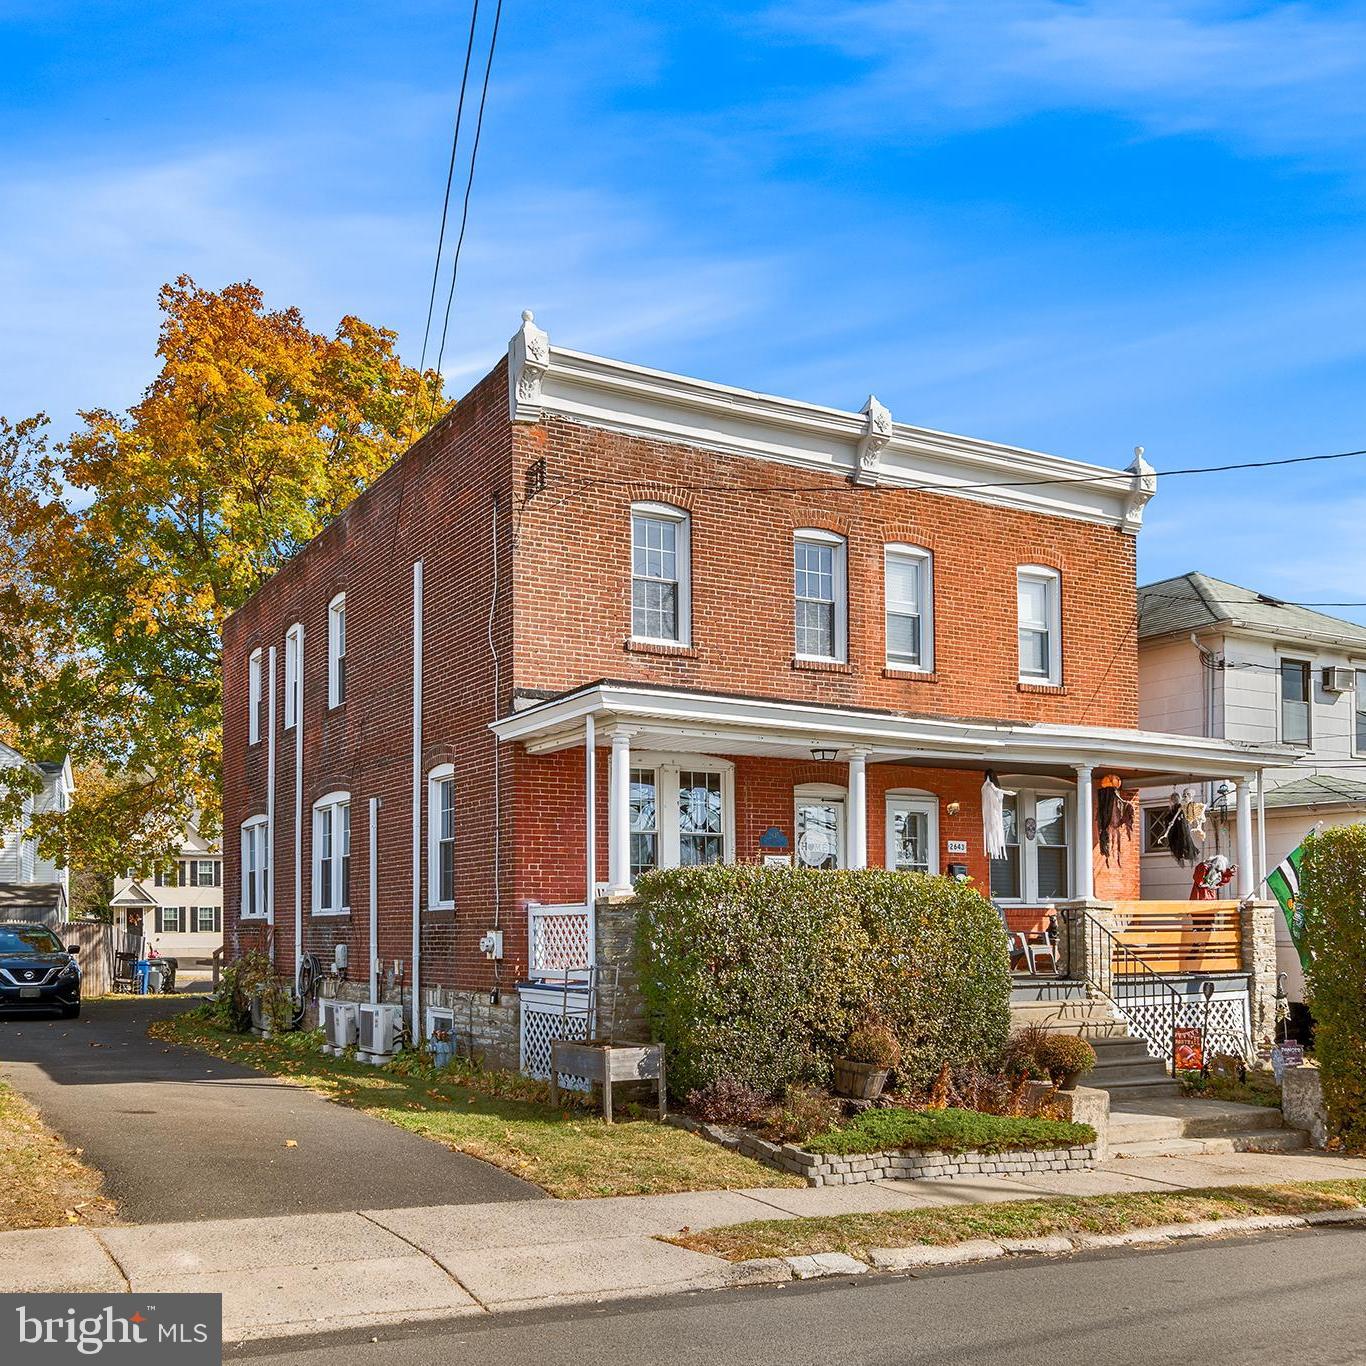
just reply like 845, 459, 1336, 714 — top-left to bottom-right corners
0, 276, 447, 880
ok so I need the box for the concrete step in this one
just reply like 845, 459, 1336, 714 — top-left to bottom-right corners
1099, 1079, 1184, 1101
1109, 1094, 1298, 1147
1008, 1002, 1129, 1037
1111, 1129, 1309, 1159
1010, 978, 1090, 1006
1090, 1040, 1158, 1069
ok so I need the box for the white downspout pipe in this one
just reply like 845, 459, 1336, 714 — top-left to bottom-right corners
294, 629, 303, 979
369, 796, 381, 1005
585, 713, 597, 904
411, 561, 424, 1042
266, 646, 276, 927
1256, 774, 1268, 892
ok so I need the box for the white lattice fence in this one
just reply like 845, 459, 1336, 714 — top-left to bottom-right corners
518, 984, 594, 1091
1115, 984, 1253, 1062
528, 903, 593, 978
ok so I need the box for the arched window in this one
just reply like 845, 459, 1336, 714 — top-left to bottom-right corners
427, 764, 456, 910
240, 815, 269, 919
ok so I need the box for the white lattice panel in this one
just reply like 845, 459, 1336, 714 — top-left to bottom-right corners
1116, 989, 1252, 1062
528, 904, 593, 977
519, 986, 593, 1091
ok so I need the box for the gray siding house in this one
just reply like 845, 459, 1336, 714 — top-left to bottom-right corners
0, 742, 74, 916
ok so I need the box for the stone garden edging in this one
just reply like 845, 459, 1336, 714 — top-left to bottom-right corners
670, 1114, 1098, 1187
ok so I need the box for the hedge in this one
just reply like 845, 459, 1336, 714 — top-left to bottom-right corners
633, 866, 1011, 1097
1301, 824, 1366, 1151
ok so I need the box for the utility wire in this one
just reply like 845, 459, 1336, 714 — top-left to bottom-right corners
428, 0, 505, 426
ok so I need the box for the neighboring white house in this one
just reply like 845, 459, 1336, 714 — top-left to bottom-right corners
110, 829, 223, 967
0, 742, 73, 918
1138, 573, 1366, 1001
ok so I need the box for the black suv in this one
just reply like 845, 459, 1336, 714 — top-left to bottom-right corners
0, 923, 81, 1018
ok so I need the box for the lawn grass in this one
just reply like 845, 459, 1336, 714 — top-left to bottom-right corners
1180, 1068, 1283, 1109
151, 1009, 801, 1199
804, 1107, 1095, 1156
0, 1081, 117, 1231
669, 1179, 1366, 1262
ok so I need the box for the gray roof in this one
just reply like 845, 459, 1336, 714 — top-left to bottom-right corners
1138, 572, 1366, 646
1261, 774, 1366, 811
0, 883, 65, 910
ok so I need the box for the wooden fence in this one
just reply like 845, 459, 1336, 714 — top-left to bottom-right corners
0, 913, 140, 996
1110, 900, 1244, 975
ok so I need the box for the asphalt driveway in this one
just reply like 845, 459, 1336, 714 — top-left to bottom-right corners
0, 996, 543, 1222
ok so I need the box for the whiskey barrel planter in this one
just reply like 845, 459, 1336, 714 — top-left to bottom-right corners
834, 1058, 889, 1100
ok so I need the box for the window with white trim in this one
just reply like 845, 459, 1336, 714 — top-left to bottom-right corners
240, 816, 269, 919
620, 756, 733, 884
1280, 658, 1311, 747
1355, 669, 1366, 756
328, 594, 346, 708
426, 764, 456, 910
283, 623, 303, 729
312, 792, 351, 914
630, 768, 658, 879
248, 649, 262, 745
885, 545, 933, 671
630, 504, 691, 645
990, 787, 1072, 903
157, 907, 185, 934
1017, 566, 1062, 685
886, 792, 939, 874
794, 530, 847, 662
195, 906, 220, 934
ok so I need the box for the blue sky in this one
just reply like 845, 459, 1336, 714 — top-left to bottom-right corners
3, 1, 1366, 619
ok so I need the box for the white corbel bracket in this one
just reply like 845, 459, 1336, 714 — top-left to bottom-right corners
853, 394, 893, 486
1122, 445, 1158, 533
507, 309, 551, 423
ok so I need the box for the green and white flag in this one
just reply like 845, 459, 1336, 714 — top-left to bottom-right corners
1266, 841, 1309, 969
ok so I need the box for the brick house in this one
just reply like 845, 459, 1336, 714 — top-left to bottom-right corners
222, 312, 1291, 1070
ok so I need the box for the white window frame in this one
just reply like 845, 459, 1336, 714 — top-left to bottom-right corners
311, 791, 351, 916
195, 906, 218, 934
884, 544, 933, 673
247, 648, 262, 745
794, 529, 848, 663
988, 783, 1072, 905
630, 502, 691, 646
793, 782, 847, 869
328, 593, 346, 709
240, 815, 269, 920
426, 763, 456, 911
1354, 667, 1366, 758
283, 623, 303, 730
1017, 565, 1062, 686
885, 790, 940, 874
1278, 655, 1312, 748
621, 753, 735, 880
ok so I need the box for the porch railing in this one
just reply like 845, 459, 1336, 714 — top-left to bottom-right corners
1109, 900, 1244, 975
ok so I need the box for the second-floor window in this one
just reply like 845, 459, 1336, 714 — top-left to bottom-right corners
794, 530, 847, 662
328, 594, 346, 708
1356, 670, 1366, 755
248, 649, 262, 745
313, 793, 351, 914
1017, 566, 1062, 685
284, 624, 303, 729
885, 545, 933, 671
1280, 659, 1311, 746
631, 504, 690, 644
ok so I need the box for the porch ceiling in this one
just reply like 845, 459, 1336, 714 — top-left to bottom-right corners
492, 682, 1297, 782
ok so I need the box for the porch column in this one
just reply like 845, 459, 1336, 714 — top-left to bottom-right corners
847, 749, 868, 869
606, 727, 635, 895
1073, 764, 1095, 901
1236, 777, 1255, 899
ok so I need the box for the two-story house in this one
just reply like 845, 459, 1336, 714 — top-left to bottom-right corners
222, 313, 1291, 1071
1138, 572, 1366, 1002
0, 742, 73, 919
109, 828, 224, 967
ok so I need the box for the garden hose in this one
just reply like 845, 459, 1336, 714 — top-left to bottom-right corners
291, 953, 322, 1029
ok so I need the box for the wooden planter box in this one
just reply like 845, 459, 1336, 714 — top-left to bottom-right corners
549, 1040, 666, 1123
833, 1058, 889, 1100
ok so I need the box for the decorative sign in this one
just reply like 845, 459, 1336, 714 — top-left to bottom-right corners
946, 839, 968, 855
758, 826, 789, 850
797, 829, 835, 867
762, 854, 792, 868
947, 863, 969, 881
1272, 1042, 1304, 1082
1174, 1026, 1203, 1073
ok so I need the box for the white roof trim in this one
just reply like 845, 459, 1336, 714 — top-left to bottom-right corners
506, 312, 1156, 533
491, 683, 1295, 779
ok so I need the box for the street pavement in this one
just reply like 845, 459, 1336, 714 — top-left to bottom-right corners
226, 1224, 1366, 1366
0, 996, 542, 1220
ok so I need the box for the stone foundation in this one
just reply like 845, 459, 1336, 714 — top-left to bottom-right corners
594, 895, 650, 1041
673, 1115, 1098, 1187
1282, 1066, 1326, 1148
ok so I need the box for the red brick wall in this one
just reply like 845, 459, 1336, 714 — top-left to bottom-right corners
510, 418, 1138, 727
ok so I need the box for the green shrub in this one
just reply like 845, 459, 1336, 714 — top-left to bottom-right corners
1037, 1034, 1096, 1083
763, 1085, 843, 1145
803, 1106, 1095, 1156
845, 1023, 902, 1069
634, 866, 1011, 1096
1301, 825, 1366, 1151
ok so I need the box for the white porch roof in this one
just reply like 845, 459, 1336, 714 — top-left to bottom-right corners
491, 681, 1296, 782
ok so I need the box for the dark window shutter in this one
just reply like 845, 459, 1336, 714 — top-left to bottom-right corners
154, 908, 164, 934
213, 861, 222, 887
214, 907, 222, 934
178, 862, 186, 887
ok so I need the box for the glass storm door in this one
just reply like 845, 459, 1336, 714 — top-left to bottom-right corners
795, 800, 844, 869
887, 797, 939, 875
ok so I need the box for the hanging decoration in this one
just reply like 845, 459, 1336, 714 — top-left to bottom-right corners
982, 769, 1007, 860
1150, 791, 1199, 867
1096, 773, 1136, 865
1190, 853, 1236, 901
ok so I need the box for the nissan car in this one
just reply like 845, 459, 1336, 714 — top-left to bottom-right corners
0, 923, 81, 1017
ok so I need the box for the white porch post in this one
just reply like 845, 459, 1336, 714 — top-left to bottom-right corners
606, 727, 635, 895
1236, 777, 1255, 899
1073, 764, 1095, 901
585, 713, 597, 904
1256, 774, 1268, 892
847, 749, 868, 869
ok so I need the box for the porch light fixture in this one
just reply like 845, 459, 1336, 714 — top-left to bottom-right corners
810, 744, 839, 762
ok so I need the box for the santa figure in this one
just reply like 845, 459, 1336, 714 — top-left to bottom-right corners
1190, 853, 1235, 900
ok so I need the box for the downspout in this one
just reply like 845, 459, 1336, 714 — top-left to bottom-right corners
369, 795, 381, 1005
585, 712, 596, 905
266, 646, 276, 927
487, 494, 502, 1003
411, 561, 424, 1041
294, 628, 304, 979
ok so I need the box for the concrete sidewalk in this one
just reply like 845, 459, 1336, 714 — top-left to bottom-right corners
4, 1147, 1363, 1342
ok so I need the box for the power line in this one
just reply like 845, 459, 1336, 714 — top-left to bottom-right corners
406, 0, 483, 443
428, 0, 505, 426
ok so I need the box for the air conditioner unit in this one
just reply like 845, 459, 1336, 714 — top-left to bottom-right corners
321, 1000, 358, 1056
1323, 666, 1355, 694
356, 1002, 402, 1063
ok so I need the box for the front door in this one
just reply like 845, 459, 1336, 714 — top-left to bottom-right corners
795, 799, 844, 869
887, 796, 939, 875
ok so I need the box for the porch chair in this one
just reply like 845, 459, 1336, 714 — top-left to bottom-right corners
996, 904, 1057, 975
112, 951, 139, 994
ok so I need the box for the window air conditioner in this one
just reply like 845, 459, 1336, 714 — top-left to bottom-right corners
321, 1000, 358, 1056
356, 1002, 402, 1063
1323, 666, 1355, 694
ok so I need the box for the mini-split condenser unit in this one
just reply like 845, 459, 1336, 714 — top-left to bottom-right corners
321, 1000, 358, 1056
356, 1002, 402, 1062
